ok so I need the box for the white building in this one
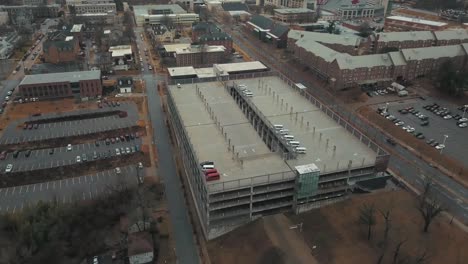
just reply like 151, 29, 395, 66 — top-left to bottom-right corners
133, 5, 199, 26
23, 0, 47, 5
66, 0, 114, 4
73, 3, 117, 14
261, 0, 316, 9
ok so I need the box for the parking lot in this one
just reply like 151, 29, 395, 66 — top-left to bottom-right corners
0, 136, 142, 173
0, 102, 139, 144
377, 99, 468, 167
0, 165, 143, 214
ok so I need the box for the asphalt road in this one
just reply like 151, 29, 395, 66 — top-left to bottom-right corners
0, 138, 141, 173
0, 165, 142, 214
134, 26, 200, 264
218, 21, 468, 224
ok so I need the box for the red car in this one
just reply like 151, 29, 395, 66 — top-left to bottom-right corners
0, 151, 7, 160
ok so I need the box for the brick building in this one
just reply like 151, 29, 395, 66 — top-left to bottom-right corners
246, 15, 290, 48
371, 31, 436, 53
42, 32, 81, 64
73, 3, 117, 14
175, 45, 226, 67
384, 16, 449, 32
19, 70, 102, 100
288, 30, 468, 89
433, 29, 468, 46
288, 30, 362, 55
192, 22, 233, 54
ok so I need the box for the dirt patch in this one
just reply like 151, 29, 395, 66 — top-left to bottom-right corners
288, 191, 468, 264
207, 219, 285, 264
358, 106, 468, 186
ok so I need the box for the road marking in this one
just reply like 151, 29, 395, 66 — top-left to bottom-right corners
3, 188, 7, 196
89, 191, 92, 199
12, 206, 16, 214
96, 173, 100, 180
82, 192, 86, 200
60, 180, 62, 189
26, 185, 29, 193
20, 203, 23, 211
0, 189, 2, 195
6, 206, 9, 212
72, 178, 75, 184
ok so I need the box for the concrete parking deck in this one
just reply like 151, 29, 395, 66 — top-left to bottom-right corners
230, 76, 378, 173
169, 82, 291, 187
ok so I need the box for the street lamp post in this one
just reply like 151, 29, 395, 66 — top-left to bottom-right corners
384, 102, 389, 113
462, 105, 468, 119
440, 134, 448, 154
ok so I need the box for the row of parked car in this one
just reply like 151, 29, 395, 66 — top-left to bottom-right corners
75, 144, 141, 163
424, 103, 467, 128
377, 107, 426, 140
100, 133, 140, 146
398, 106, 429, 126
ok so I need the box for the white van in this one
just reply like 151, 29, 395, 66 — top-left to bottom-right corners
289, 141, 300, 147
243, 91, 253, 97
202, 164, 215, 170
283, 135, 294, 141
273, 124, 284, 130
278, 129, 289, 135
295, 147, 307, 154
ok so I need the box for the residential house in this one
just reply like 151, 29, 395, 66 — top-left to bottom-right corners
43, 32, 81, 64
117, 77, 134, 93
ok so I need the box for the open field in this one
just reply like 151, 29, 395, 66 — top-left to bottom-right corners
208, 190, 467, 264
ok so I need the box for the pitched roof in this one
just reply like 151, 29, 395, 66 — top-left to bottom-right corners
222, 2, 248, 12
290, 30, 361, 46
295, 37, 343, 62
388, 51, 407, 66
249, 15, 273, 30
401, 44, 466, 61
269, 24, 289, 38
433, 29, 468, 41
335, 54, 394, 70
198, 32, 232, 42
376, 31, 435, 43
192, 22, 219, 32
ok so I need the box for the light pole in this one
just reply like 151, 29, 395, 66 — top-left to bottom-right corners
384, 102, 389, 113
462, 105, 468, 119
440, 134, 448, 154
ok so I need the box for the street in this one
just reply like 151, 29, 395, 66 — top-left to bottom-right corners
133, 26, 200, 264
217, 20, 468, 224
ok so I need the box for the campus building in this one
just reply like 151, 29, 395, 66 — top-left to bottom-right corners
321, 0, 385, 19
384, 16, 449, 32
192, 22, 233, 54
246, 15, 290, 48
174, 45, 226, 67
165, 72, 389, 239
273, 8, 316, 24
73, 3, 117, 14
19, 70, 102, 100
42, 32, 81, 64
288, 30, 468, 89
133, 5, 199, 26
0, 4, 59, 25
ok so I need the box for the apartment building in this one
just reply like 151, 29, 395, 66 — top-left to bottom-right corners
19, 70, 102, 100
66, 0, 114, 4
273, 8, 315, 24
192, 22, 233, 54
175, 45, 226, 67
23, 0, 47, 5
288, 30, 362, 55
73, 3, 117, 14
288, 30, 468, 89
372, 31, 436, 53
384, 16, 449, 32
0, 5, 59, 24
433, 29, 468, 46
263, 0, 315, 9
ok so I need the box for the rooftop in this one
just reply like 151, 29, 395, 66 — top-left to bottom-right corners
20, 70, 101, 85
109, 45, 132, 57
169, 76, 378, 191
163, 43, 191, 53
133, 4, 187, 17
169, 80, 292, 189
401, 44, 466, 61
274, 8, 314, 14
175, 45, 225, 54
433, 29, 468, 41
70, 24, 83, 33
336, 54, 393, 70
386, 15, 448, 27
168, 61, 268, 78
294, 37, 343, 62
289, 30, 361, 47
388, 51, 407, 66
376, 31, 435, 42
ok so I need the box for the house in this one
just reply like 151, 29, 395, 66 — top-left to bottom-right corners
246, 15, 290, 48
109, 45, 133, 71
117, 77, 134, 93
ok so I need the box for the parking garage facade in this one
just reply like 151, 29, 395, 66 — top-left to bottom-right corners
165, 72, 390, 239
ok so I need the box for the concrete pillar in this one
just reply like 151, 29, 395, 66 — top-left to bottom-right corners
333, 145, 336, 157
362, 157, 365, 166
326, 138, 329, 149
301, 116, 304, 126
319, 132, 322, 142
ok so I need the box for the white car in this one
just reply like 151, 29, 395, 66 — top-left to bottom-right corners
7, 91, 12, 95
407, 127, 415, 133
115, 148, 120, 155
443, 115, 452, 120
148, 65, 153, 70
396, 121, 405, 126
5, 96, 10, 101
76, 156, 81, 163
138, 162, 143, 169
459, 117, 468, 122
115, 167, 121, 174
5, 164, 13, 173
458, 122, 467, 128
67, 144, 72, 151
435, 144, 445, 150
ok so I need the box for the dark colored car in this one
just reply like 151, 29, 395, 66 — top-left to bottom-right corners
33, 123, 38, 129
49, 149, 54, 155
386, 138, 396, 146
25, 149, 32, 157
0, 150, 7, 160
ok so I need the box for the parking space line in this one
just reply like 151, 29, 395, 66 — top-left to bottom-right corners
5, 206, 9, 212
26, 185, 29, 193
40, 183, 42, 191
84, 176, 87, 183
20, 203, 23, 211
96, 173, 100, 180
52, 182, 55, 189
46, 182, 49, 190
19, 186, 22, 194
66, 179, 69, 187
82, 192, 86, 200
12, 206, 16, 214
78, 177, 81, 184
59, 180, 62, 189
33, 185, 36, 192
11, 187, 15, 195
72, 178, 75, 184
4, 188, 9, 196
89, 191, 92, 199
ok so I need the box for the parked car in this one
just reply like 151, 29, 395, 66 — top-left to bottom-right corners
5, 164, 13, 173
458, 122, 467, 128
386, 138, 396, 146
76, 156, 81, 163
67, 144, 72, 151
25, 150, 32, 157
115, 167, 121, 174
0, 150, 7, 160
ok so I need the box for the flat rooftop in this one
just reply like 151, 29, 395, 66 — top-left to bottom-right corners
169, 81, 292, 190
169, 76, 379, 190
109, 45, 132, 57
230, 76, 377, 172
168, 61, 268, 78
386, 15, 448, 27
20, 70, 101, 85
274, 8, 314, 14
133, 4, 187, 17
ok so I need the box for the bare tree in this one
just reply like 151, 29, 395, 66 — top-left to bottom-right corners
417, 178, 444, 233
392, 239, 407, 264
358, 203, 376, 241
379, 207, 392, 244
